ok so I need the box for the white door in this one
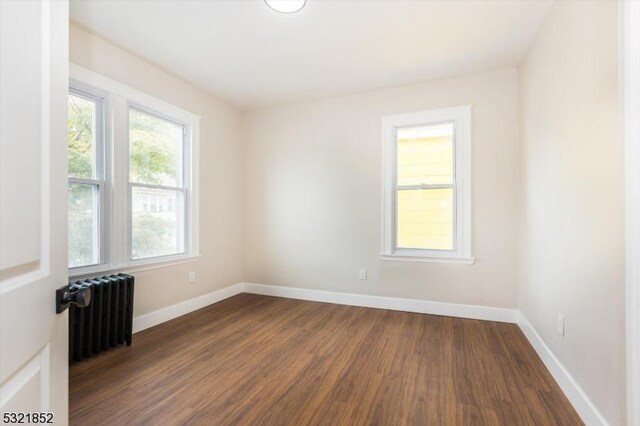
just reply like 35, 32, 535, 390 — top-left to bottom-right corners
0, 0, 69, 423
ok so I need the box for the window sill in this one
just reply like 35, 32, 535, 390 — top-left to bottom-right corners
379, 254, 475, 265
69, 254, 202, 279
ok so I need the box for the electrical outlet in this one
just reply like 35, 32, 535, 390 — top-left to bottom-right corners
358, 269, 367, 280
557, 314, 565, 337
188, 271, 197, 284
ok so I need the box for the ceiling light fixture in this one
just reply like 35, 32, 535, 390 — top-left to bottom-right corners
265, 0, 306, 14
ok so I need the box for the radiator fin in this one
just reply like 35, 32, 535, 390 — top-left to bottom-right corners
69, 274, 134, 363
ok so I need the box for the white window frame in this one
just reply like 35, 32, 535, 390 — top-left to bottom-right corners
69, 64, 200, 278
127, 104, 189, 262
380, 105, 473, 264
68, 83, 109, 275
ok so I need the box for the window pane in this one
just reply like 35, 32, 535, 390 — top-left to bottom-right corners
68, 183, 100, 267
67, 94, 97, 179
129, 109, 183, 186
132, 186, 184, 260
397, 188, 453, 250
397, 123, 453, 186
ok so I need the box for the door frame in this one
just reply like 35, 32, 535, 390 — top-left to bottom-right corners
623, 0, 640, 425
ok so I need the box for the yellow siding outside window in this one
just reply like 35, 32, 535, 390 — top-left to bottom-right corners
396, 127, 454, 250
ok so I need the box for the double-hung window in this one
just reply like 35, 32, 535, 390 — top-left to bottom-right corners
129, 107, 187, 260
67, 65, 200, 276
67, 87, 106, 269
381, 106, 473, 264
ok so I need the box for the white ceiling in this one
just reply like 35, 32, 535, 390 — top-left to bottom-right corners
70, 0, 552, 110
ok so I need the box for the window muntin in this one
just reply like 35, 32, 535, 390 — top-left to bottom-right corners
128, 108, 187, 260
67, 90, 105, 269
381, 106, 472, 263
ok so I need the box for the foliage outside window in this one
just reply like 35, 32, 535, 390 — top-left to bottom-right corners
67, 68, 199, 276
67, 91, 103, 268
129, 108, 186, 260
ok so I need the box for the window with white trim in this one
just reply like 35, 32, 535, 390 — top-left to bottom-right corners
67, 87, 106, 268
67, 66, 200, 276
129, 107, 186, 260
381, 106, 473, 264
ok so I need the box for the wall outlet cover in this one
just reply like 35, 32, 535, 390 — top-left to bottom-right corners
358, 269, 367, 280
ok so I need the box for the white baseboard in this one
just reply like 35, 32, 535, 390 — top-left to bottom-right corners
517, 313, 608, 426
243, 282, 518, 323
132, 283, 244, 333
133, 281, 518, 335
131, 282, 606, 426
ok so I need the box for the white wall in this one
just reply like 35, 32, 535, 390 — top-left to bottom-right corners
243, 68, 520, 308
72, 8, 626, 423
518, 1, 625, 424
69, 25, 244, 316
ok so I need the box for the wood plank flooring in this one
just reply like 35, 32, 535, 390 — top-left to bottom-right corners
70, 293, 582, 425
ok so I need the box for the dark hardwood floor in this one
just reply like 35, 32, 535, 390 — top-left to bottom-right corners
70, 293, 582, 425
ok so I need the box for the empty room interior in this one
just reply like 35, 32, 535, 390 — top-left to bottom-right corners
1, 0, 640, 425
